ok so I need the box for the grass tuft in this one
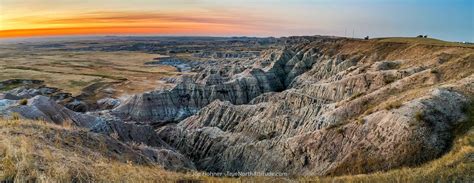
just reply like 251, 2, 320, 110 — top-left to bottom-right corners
11, 113, 20, 120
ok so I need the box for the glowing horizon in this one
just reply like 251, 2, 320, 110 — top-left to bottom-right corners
0, 9, 277, 38
1, 0, 473, 41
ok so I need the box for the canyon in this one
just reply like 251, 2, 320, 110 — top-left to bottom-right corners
0, 36, 473, 181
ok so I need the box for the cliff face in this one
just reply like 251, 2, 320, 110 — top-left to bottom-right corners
152, 37, 473, 175
158, 88, 469, 175
112, 47, 320, 123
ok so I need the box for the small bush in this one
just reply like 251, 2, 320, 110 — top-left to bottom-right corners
327, 122, 344, 130
384, 77, 396, 84
19, 98, 28, 105
385, 101, 403, 110
415, 111, 424, 122
430, 69, 439, 74
361, 99, 370, 106
257, 134, 267, 141
455, 99, 474, 136
257, 131, 277, 141
357, 118, 366, 125
336, 127, 345, 134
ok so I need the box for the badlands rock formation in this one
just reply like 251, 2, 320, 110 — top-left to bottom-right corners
1, 36, 473, 176
144, 37, 473, 175
0, 95, 195, 171
113, 47, 315, 123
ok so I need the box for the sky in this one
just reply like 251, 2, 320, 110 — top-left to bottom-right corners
0, 0, 473, 41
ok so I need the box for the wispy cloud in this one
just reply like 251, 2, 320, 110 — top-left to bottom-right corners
0, 9, 281, 38
0, 9, 288, 38
5, 10, 277, 29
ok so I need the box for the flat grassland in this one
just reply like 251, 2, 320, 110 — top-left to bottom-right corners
375, 37, 474, 48
0, 42, 178, 97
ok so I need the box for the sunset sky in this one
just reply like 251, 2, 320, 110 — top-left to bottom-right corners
0, 0, 473, 41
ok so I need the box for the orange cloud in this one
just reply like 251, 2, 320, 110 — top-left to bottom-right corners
8, 11, 258, 26
1, 10, 276, 38
0, 25, 257, 38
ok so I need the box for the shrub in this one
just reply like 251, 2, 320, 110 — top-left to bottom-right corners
455, 99, 474, 136
19, 98, 28, 105
430, 69, 439, 74
257, 134, 267, 141
257, 131, 277, 141
327, 122, 344, 130
385, 101, 403, 110
357, 118, 366, 125
415, 111, 424, 122
384, 77, 396, 84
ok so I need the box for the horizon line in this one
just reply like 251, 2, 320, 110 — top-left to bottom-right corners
1, 34, 468, 44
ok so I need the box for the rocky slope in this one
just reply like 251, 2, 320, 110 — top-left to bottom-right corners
112, 47, 312, 123
151, 37, 473, 175
1, 36, 473, 177
0, 96, 195, 171
0, 119, 194, 182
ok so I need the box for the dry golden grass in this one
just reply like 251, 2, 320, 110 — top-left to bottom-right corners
375, 37, 474, 48
0, 45, 179, 96
301, 101, 474, 183
0, 119, 267, 182
0, 119, 179, 182
300, 130, 473, 183
1, 116, 473, 182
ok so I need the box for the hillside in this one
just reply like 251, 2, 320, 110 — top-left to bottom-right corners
0, 118, 472, 182
0, 119, 185, 182
1, 36, 473, 181
114, 37, 473, 175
